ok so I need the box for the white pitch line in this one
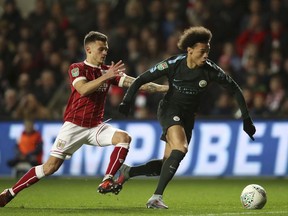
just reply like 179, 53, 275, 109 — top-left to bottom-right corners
179, 211, 288, 216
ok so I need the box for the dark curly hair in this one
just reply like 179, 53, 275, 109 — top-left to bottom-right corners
177, 26, 212, 51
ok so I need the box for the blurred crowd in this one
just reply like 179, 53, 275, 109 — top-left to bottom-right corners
0, 0, 288, 121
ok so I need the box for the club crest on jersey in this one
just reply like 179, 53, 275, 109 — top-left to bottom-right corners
199, 80, 207, 88
156, 62, 168, 70
71, 67, 79, 77
56, 139, 66, 150
173, 116, 180, 121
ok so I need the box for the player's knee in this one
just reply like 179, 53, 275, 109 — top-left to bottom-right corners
123, 132, 132, 144
177, 143, 188, 154
118, 132, 132, 144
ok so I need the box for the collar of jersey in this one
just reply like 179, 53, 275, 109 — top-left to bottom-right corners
84, 60, 102, 69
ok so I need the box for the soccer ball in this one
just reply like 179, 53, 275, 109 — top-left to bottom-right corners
240, 184, 267, 209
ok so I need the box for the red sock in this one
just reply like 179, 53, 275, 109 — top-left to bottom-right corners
12, 167, 40, 195
105, 146, 128, 176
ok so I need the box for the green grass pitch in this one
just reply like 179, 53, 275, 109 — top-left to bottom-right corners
0, 177, 287, 216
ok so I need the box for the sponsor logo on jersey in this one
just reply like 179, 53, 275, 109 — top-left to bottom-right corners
199, 80, 207, 87
173, 116, 180, 121
156, 62, 168, 70
71, 67, 79, 77
56, 139, 66, 150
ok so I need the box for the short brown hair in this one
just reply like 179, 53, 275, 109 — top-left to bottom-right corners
84, 31, 108, 46
177, 26, 212, 51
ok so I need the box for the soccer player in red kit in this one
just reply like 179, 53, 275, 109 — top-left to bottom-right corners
0, 31, 168, 207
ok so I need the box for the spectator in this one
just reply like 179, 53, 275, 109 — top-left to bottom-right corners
240, 0, 263, 31
219, 41, 242, 74
255, 59, 270, 91
263, 18, 288, 60
126, 37, 142, 77
241, 87, 254, 110
15, 73, 32, 100
13, 93, 50, 120
47, 61, 71, 119
18, 23, 35, 45
269, 49, 283, 74
62, 34, 83, 63
161, 8, 182, 41
34, 69, 57, 106
72, 0, 96, 38
95, 1, 112, 34
146, 0, 164, 32
218, 54, 241, 84
35, 39, 55, 70
0, 0, 22, 43
212, 92, 235, 117
0, 88, 18, 119
250, 92, 269, 117
47, 52, 64, 85
236, 14, 266, 57
241, 43, 259, 75
144, 35, 164, 66
50, 1, 70, 31
123, 0, 145, 36
7, 119, 43, 172
210, 0, 244, 46
41, 19, 65, 50
264, 0, 288, 28
108, 21, 129, 62
266, 75, 286, 114
26, 0, 51, 45
186, 0, 211, 27
164, 32, 181, 57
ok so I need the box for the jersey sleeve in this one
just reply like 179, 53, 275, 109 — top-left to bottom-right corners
68, 63, 86, 87
122, 60, 170, 103
208, 61, 250, 119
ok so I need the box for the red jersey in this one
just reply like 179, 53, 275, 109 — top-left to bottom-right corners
64, 61, 122, 127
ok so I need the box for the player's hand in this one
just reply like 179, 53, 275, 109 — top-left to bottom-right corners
118, 101, 131, 116
243, 117, 256, 141
106, 60, 126, 79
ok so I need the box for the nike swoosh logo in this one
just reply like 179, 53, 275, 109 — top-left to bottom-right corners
173, 79, 183, 82
169, 165, 176, 170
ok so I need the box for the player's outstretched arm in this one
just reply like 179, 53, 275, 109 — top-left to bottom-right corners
122, 75, 168, 93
